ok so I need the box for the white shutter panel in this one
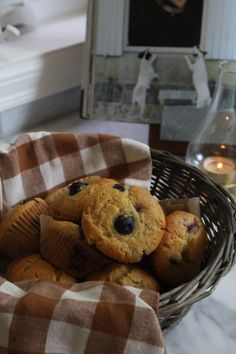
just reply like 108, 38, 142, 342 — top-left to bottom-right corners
96, 0, 125, 56
201, 0, 236, 59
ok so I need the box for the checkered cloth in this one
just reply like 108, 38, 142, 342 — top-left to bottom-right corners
0, 132, 166, 354
0, 132, 152, 217
0, 278, 166, 354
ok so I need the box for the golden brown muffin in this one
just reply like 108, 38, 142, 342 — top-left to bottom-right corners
86, 263, 160, 291
6, 254, 76, 284
45, 176, 118, 222
0, 198, 49, 259
82, 185, 166, 263
151, 210, 208, 287
40, 215, 113, 280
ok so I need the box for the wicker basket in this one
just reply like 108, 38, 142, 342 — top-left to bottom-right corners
150, 149, 236, 330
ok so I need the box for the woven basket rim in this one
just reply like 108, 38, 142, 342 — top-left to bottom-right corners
150, 148, 236, 317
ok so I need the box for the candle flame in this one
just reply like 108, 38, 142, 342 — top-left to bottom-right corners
217, 162, 223, 169
225, 116, 230, 121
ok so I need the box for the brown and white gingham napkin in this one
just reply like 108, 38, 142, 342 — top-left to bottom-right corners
0, 132, 152, 217
0, 277, 166, 354
0, 132, 166, 354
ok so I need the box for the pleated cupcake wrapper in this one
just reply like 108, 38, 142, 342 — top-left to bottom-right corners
0, 201, 49, 259
69, 240, 114, 280
50, 214, 81, 223
160, 197, 201, 217
40, 215, 113, 280
40, 215, 75, 270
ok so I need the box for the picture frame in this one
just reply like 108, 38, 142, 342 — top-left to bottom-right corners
81, 0, 207, 124
81, 0, 232, 152
125, 0, 204, 53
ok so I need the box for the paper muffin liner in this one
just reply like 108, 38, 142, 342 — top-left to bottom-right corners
0, 198, 49, 259
40, 215, 114, 280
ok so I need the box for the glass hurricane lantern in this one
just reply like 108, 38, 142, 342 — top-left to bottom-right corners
186, 61, 236, 198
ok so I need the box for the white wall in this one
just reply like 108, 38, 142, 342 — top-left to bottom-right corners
31, 0, 88, 20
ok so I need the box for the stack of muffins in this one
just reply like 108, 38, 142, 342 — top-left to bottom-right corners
0, 176, 208, 291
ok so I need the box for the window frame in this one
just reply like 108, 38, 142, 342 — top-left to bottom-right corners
123, 0, 205, 54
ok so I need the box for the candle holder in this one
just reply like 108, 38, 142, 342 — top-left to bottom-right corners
186, 61, 236, 199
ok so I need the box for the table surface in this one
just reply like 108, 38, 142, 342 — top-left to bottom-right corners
164, 263, 236, 354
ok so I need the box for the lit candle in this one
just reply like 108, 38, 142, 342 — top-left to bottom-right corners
203, 156, 236, 186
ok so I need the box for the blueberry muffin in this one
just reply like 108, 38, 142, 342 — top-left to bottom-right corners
6, 254, 76, 284
82, 185, 166, 263
45, 176, 118, 222
86, 263, 160, 291
0, 198, 49, 259
40, 215, 113, 280
151, 210, 208, 287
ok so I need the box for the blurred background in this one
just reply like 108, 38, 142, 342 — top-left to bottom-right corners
0, 0, 149, 144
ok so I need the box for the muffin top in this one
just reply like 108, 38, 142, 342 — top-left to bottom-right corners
45, 176, 118, 221
151, 210, 208, 286
6, 254, 76, 284
82, 185, 166, 263
87, 263, 160, 291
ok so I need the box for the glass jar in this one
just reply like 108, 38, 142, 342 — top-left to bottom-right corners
186, 61, 236, 198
